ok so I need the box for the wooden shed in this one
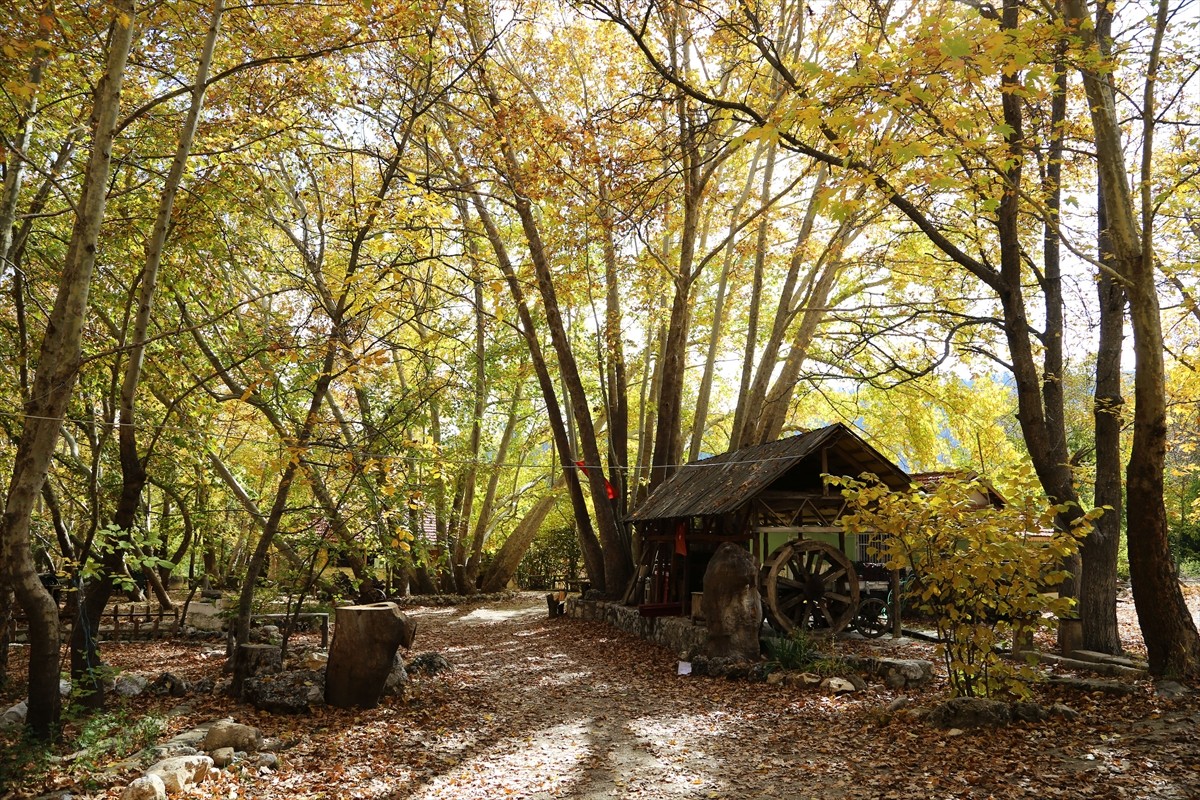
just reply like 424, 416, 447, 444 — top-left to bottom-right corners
626, 423, 911, 624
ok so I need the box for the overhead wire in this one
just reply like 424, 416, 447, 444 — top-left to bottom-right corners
0, 407, 907, 472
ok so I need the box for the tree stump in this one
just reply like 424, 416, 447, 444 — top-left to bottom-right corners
325, 602, 417, 709
231, 644, 281, 697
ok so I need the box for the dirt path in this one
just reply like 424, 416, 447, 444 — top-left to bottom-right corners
11, 593, 1197, 799
252, 594, 1196, 800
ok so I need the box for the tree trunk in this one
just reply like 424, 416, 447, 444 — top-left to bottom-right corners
0, 3, 54, 270
0, 0, 137, 738
466, 383, 522, 587
72, 0, 223, 706
689, 141, 768, 461
466, 192, 608, 592
631, 325, 666, 511
598, 181, 631, 515
1086, 233, 1125, 655
1062, 0, 1200, 677
452, 274, 488, 594
0, 585, 12, 691
480, 484, 564, 593
728, 145, 776, 453
1084, 86, 1124, 653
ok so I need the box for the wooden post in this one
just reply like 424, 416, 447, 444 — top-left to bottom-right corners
1059, 617, 1083, 656
890, 569, 902, 639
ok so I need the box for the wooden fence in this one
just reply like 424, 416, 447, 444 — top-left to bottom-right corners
7, 603, 181, 643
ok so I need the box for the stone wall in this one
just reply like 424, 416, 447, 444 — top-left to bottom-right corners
565, 599, 708, 657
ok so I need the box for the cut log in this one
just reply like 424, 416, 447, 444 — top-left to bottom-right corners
1037, 651, 1146, 678
325, 602, 417, 709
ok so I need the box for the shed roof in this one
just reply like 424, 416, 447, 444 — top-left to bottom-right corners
909, 470, 1007, 508
628, 423, 911, 521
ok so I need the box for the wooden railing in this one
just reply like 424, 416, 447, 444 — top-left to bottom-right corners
7, 603, 181, 642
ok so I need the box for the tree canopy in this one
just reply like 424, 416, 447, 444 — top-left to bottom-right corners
3, 0, 1200, 736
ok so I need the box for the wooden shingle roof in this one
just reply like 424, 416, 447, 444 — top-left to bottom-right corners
628, 423, 910, 521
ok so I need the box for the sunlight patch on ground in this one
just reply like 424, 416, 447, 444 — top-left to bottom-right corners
409, 607, 458, 618
627, 710, 732, 744
609, 711, 735, 796
536, 669, 593, 687
406, 718, 594, 799
454, 606, 548, 624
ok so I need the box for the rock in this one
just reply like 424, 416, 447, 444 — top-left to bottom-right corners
104, 760, 144, 776
145, 754, 213, 794
766, 671, 786, 685
120, 775, 167, 800
784, 672, 823, 689
1010, 702, 1050, 723
114, 674, 150, 697
325, 603, 417, 709
886, 696, 910, 713
929, 697, 1012, 729
840, 655, 934, 689
185, 602, 225, 633
1048, 703, 1080, 721
249, 625, 281, 644
700, 543, 762, 662
210, 748, 236, 768
202, 720, 262, 753
244, 669, 325, 714
164, 726, 209, 749
149, 673, 188, 698
820, 677, 857, 694
255, 752, 279, 770
408, 652, 452, 676
1155, 680, 1191, 700
1, 700, 28, 730
150, 744, 198, 761
746, 662, 771, 682
303, 651, 328, 671
231, 643, 282, 697
689, 654, 753, 678
1046, 675, 1137, 695
383, 654, 408, 696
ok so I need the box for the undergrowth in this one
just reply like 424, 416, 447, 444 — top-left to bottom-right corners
763, 630, 849, 676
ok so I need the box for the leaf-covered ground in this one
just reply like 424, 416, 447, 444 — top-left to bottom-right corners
4, 590, 1199, 799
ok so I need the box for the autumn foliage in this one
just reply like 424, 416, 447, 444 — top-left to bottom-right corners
835, 472, 1101, 698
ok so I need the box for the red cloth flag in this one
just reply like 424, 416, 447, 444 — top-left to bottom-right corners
674, 520, 688, 556
575, 460, 617, 500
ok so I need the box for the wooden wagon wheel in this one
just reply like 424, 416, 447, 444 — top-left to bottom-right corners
759, 539, 860, 635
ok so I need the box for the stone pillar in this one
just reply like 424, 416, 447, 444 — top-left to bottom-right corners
701, 543, 762, 661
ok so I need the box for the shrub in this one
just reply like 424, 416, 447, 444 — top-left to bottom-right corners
832, 469, 1099, 699
72, 708, 165, 773
764, 629, 821, 671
